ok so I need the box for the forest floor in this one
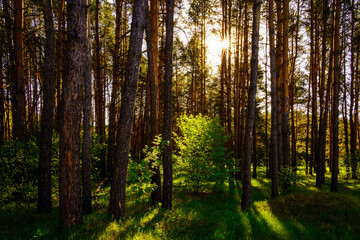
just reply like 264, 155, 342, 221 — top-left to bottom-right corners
1, 167, 360, 240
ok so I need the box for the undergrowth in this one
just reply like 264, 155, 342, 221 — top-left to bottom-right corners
1, 167, 360, 240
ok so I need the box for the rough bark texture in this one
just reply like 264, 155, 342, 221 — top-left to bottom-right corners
331, 0, 341, 192
55, 0, 65, 132
162, 0, 175, 210
316, 0, 329, 188
310, 0, 317, 176
275, 0, 283, 169
234, 1, 241, 180
350, 0, 357, 179
3, 0, 14, 142
108, 0, 146, 219
227, 0, 233, 155
282, 0, 290, 168
82, 0, 92, 215
150, 0, 159, 128
145, 3, 162, 205
59, 0, 87, 230
220, 0, 226, 128
269, 0, 279, 198
94, 0, 106, 179
108, 0, 123, 178
38, 0, 56, 213
13, 0, 25, 143
242, 0, 261, 210
149, 0, 162, 202
0, 31, 4, 145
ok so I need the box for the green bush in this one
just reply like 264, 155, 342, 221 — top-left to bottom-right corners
278, 166, 297, 195
0, 137, 40, 203
89, 132, 107, 180
174, 114, 231, 192
127, 135, 163, 203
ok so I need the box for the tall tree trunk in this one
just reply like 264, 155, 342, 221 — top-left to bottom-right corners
55, 0, 65, 132
290, 0, 300, 171
265, 20, 269, 178
108, 0, 146, 218
275, 0, 283, 169
150, 0, 161, 205
331, 0, 341, 192
234, 1, 242, 180
316, 0, 329, 188
145, 4, 162, 205
310, 0, 318, 175
94, 0, 106, 179
108, 0, 123, 176
242, 0, 261, 210
356, 55, 359, 163
59, 0, 87, 230
220, 0, 226, 128
82, 0, 92, 215
282, 0, 290, 168
350, 0, 357, 179
342, 29, 350, 178
4, 0, 16, 141
269, 0, 278, 198
150, 0, 159, 123
240, 0, 249, 164
14, 0, 25, 143
3, 0, 13, 143
253, 121, 257, 179
162, 0, 175, 209
0, 32, 4, 145
227, 0, 233, 155
38, 0, 56, 213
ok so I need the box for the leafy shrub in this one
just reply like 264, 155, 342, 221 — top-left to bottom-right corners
89, 132, 107, 180
127, 135, 163, 203
0, 137, 40, 203
174, 114, 231, 192
279, 166, 297, 195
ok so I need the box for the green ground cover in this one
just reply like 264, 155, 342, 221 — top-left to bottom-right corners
1, 167, 359, 240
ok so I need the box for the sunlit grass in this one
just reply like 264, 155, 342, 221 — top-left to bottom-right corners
1, 168, 360, 239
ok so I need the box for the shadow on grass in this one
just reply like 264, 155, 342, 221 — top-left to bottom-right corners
2, 173, 360, 239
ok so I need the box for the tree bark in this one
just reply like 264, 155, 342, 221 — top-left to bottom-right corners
350, 0, 357, 179
94, 0, 106, 179
290, 0, 300, 171
316, 0, 330, 188
242, 0, 261, 210
55, 0, 65, 132
310, 0, 318, 175
275, 0, 283, 169
145, 4, 162, 205
3, 0, 13, 144
269, 0, 278, 198
108, 0, 146, 219
59, 0, 87, 230
0, 27, 4, 145
13, 0, 25, 143
282, 0, 290, 168
108, 0, 123, 177
331, 0, 341, 192
227, 0, 233, 155
38, 0, 56, 213
82, 0, 92, 215
162, 0, 175, 210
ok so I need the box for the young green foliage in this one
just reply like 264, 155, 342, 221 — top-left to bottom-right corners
174, 114, 231, 192
128, 135, 163, 204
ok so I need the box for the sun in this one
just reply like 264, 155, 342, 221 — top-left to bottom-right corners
206, 34, 229, 69
219, 39, 229, 49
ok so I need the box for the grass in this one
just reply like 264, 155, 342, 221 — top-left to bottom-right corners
1, 167, 360, 239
